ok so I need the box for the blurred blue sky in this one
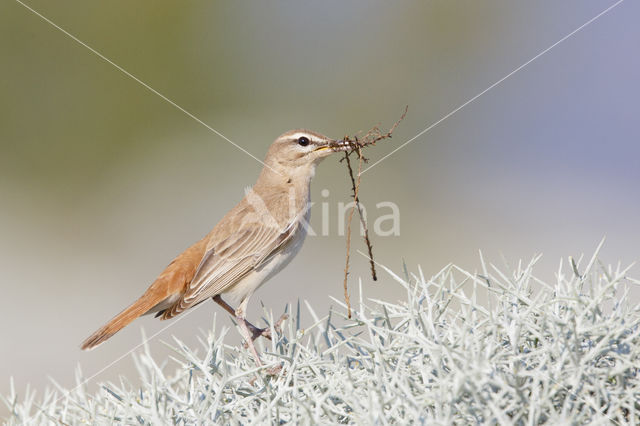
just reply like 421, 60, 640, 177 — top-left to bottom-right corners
1, 0, 638, 413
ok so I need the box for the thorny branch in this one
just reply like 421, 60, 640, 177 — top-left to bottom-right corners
338, 106, 408, 318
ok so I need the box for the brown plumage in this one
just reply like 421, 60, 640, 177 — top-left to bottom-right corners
81, 238, 207, 349
81, 130, 349, 359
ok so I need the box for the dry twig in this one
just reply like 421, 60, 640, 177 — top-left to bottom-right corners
337, 106, 408, 318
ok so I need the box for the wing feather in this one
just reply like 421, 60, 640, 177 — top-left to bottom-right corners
161, 218, 298, 319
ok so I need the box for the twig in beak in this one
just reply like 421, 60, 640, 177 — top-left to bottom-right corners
340, 106, 408, 318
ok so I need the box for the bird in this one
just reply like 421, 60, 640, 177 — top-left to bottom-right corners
81, 130, 348, 366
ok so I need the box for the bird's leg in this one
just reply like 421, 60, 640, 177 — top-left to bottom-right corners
212, 295, 286, 341
213, 295, 284, 375
237, 314, 264, 366
212, 295, 237, 316
230, 298, 284, 376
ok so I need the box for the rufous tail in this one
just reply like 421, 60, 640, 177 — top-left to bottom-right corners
81, 296, 157, 350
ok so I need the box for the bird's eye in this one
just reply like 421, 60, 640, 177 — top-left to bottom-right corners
297, 136, 310, 146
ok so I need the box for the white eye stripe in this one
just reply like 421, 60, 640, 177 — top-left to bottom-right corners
289, 132, 315, 143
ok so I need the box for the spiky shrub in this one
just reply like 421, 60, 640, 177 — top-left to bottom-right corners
4, 250, 640, 424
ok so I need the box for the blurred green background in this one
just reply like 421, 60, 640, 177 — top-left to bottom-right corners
2, 0, 639, 412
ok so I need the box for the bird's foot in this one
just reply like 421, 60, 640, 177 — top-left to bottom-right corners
265, 363, 283, 376
249, 363, 284, 386
247, 324, 271, 341
244, 313, 289, 346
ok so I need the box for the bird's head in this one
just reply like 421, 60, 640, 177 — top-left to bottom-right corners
264, 129, 349, 171
253, 129, 351, 191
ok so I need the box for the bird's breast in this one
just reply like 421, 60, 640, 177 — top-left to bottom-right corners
221, 208, 310, 304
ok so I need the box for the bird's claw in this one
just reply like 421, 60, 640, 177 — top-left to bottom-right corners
242, 313, 289, 348
265, 363, 283, 376
248, 363, 284, 386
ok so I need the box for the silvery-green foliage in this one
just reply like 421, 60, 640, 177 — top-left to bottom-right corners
4, 249, 640, 424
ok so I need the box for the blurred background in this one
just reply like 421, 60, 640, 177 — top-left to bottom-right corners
1, 0, 639, 414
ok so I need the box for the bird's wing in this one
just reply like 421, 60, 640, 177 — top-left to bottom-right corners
161, 217, 299, 319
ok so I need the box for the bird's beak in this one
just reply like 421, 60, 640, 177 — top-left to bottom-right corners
314, 139, 350, 153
